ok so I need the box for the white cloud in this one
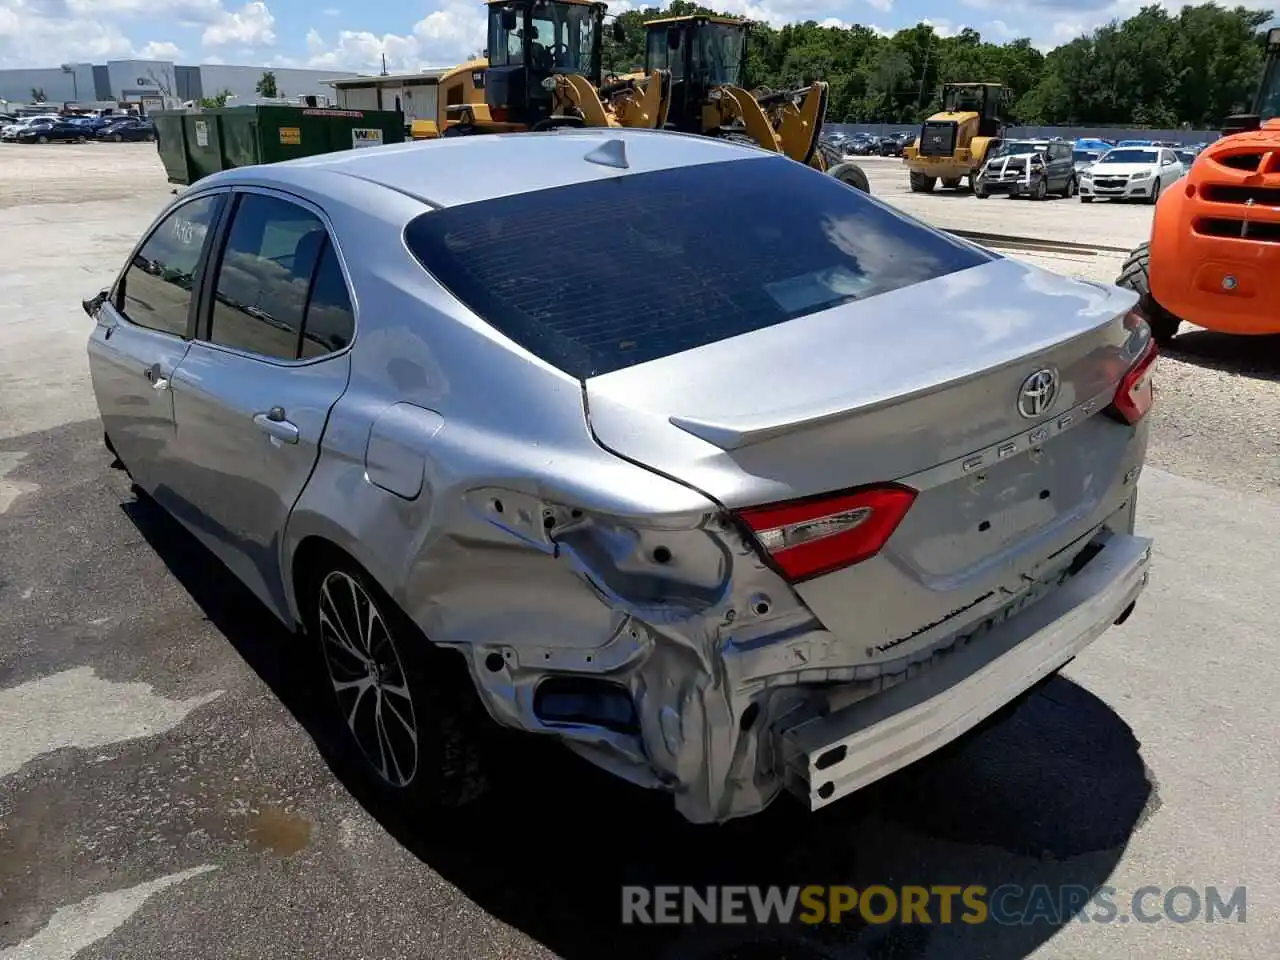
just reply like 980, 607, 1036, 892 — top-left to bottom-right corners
138, 39, 184, 58
921, 17, 962, 37
299, 26, 423, 72
289, 0, 485, 73
0, 0, 164, 67
322, 5, 339, 14
0, 0, 277, 67
201, 0, 274, 47
987, 18, 1015, 38
411, 0, 485, 63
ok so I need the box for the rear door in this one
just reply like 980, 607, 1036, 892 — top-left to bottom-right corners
87, 192, 226, 501
1052, 143, 1074, 188
167, 188, 355, 620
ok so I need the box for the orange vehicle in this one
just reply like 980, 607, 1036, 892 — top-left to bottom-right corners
1117, 26, 1280, 344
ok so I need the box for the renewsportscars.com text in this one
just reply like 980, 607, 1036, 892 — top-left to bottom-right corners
621, 884, 1246, 926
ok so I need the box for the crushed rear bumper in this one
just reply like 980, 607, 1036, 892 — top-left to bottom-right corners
776, 532, 1152, 810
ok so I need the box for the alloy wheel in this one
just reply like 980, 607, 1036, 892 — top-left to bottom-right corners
317, 570, 419, 788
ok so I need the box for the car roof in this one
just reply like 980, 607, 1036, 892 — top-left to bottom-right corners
201, 128, 776, 209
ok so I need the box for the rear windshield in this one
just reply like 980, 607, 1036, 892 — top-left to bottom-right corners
404, 156, 990, 379
997, 140, 1045, 156
1103, 149, 1158, 162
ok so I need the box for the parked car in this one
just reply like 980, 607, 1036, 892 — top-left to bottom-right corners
83, 129, 1155, 825
66, 114, 115, 133
844, 134, 880, 156
1073, 137, 1112, 154
12, 119, 92, 143
1073, 148, 1102, 175
96, 117, 156, 142
878, 132, 912, 156
1079, 146, 1185, 203
1, 115, 59, 140
976, 139, 1077, 199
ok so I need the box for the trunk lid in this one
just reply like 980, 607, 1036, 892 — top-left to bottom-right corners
584, 257, 1146, 657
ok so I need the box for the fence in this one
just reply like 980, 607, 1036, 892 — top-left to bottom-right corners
827, 123, 1221, 145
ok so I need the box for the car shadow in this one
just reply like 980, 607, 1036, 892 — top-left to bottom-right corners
1163, 329, 1280, 383
123, 490, 1155, 960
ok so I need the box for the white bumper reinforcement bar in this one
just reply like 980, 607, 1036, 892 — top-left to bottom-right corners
778, 532, 1153, 811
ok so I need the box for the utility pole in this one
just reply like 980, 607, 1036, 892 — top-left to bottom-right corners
380, 53, 389, 76
916, 40, 932, 111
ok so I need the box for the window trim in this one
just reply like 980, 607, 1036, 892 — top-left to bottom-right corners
110, 188, 230, 341
193, 184, 359, 368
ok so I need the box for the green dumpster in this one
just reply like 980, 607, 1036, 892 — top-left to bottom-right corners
152, 105, 406, 186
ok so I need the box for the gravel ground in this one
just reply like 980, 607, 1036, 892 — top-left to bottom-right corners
2, 141, 1279, 960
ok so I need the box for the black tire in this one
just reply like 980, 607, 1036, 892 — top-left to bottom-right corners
77, 135, 87, 143
1081, 195, 1094, 203
1115, 241, 1181, 344
827, 160, 870, 193
302, 554, 491, 811
37, 135, 48, 144
1031, 178, 1047, 201
909, 171, 937, 193
1063, 175, 1076, 198
975, 187, 989, 199
1147, 178, 1162, 205
113, 133, 123, 142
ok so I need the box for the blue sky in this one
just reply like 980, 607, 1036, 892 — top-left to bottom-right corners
0, 0, 1272, 74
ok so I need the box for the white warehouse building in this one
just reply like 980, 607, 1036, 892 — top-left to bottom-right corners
0, 59, 364, 109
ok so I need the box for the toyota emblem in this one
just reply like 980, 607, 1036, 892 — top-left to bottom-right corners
1017, 368, 1059, 418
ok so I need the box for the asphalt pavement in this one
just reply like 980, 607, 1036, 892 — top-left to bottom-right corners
1, 144, 1277, 960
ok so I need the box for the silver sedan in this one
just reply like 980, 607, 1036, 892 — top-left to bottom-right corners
85, 128, 1157, 824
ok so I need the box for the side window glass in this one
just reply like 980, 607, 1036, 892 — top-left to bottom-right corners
208, 193, 328, 360
119, 195, 221, 337
300, 241, 356, 359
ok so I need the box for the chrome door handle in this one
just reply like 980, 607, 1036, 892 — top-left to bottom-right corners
253, 409, 299, 444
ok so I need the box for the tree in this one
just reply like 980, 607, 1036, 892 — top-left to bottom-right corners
146, 66, 175, 98
256, 71, 279, 98
30, 88, 46, 103
200, 89, 234, 108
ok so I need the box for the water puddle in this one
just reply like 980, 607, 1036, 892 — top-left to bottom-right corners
246, 805, 312, 857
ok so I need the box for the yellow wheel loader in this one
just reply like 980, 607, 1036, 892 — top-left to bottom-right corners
902, 82, 1008, 193
640, 14, 869, 191
408, 0, 668, 138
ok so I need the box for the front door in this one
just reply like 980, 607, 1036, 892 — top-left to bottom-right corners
87, 193, 225, 499
166, 189, 356, 621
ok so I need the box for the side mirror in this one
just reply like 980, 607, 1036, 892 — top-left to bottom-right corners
83, 288, 108, 318
667, 27, 681, 49
500, 8, 517, 31
612, 20, 625, 43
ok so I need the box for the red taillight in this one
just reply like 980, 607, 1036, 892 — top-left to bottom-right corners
1109, 336, 1158, 425
734, 484, 917, 583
